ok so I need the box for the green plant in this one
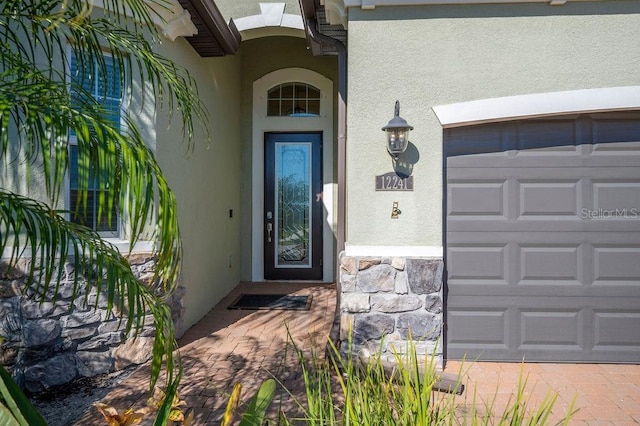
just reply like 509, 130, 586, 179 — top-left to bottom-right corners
221, 379, 277, 426
278, 330, 575, 425
0, 0, 207, 423
0, 365, 46, 426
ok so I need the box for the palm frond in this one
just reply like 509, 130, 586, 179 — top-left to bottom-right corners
0, 0, 209, 410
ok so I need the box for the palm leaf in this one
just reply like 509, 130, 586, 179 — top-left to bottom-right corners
0, 0, 210, 409
0, 365, 47, 426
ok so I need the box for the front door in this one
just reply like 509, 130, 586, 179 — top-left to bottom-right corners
264, 132, 323, 280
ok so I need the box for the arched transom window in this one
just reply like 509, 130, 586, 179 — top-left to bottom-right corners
267, 82, 320, 117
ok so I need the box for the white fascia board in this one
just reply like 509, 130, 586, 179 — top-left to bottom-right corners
433, 86, 640, 128
345, 0, 593, 8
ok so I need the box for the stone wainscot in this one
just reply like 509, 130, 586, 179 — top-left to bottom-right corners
0, 254, 185, 393
339, 254, 444, 366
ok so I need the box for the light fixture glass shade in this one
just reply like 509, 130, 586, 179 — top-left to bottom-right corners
387, 128, 410, 155
382, 101, 413, 157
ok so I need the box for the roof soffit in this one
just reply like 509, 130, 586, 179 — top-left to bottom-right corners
300, 0, 347, 55
179, 0, 242, 57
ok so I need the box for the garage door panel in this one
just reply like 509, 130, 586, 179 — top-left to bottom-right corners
517, 119, 579, 153
447, 308, 509, 347
519, 245, 582, 284
519, 181, 580, 217
448, 181, 506, 217
446, 114, 640, 363
592, 180, 640, 213
448, 296, 640, 362
445, 124, 509, 158
448, 217, 640, 232
447, 244, 507, 284
593, 118, 640, 147
519, 309, 584, 348
448, 237, 640, 298
449, 152, 640, 168
593, 246, 640, 286
593, 311, 640, 348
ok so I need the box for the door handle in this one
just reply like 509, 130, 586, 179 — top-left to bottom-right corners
266, 223, 273, 243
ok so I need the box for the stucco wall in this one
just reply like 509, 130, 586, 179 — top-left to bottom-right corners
238, 36, 338, 281
156, 38, 243, 330
346, 1, 640, 247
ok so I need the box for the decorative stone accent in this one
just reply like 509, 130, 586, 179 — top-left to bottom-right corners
76, 349, 114, 377
395, 271, 409, 294
397, 312, 441, 340
340, 256, 357, 275
391, 257, 405, 270
341, 293, 370, 313
23, 319, 61, 347
114, 336, 155, 370
339, 253, 444, 366
341, 274, 357, 292
424, 293, 443, 314
406, 259, 443, 294
358, 258, 381, 271
23, 354, 78, 392
356, 264, 396, 293
354, 314, 395, 341
0, 255, 186, 392
371, 294, 422, 313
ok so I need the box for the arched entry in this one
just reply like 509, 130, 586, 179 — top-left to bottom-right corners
251, 68, 334, 281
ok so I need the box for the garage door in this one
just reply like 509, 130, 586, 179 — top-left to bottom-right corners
445, 113, 640, 362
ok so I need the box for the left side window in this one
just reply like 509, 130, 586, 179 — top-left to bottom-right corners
68, 51, 122, 236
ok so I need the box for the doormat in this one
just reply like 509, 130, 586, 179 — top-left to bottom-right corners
227, 294, 313, 311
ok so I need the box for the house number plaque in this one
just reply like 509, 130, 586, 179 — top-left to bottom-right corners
375, 172, 413, 191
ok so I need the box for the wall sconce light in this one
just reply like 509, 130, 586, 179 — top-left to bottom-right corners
382, 100, 413, 159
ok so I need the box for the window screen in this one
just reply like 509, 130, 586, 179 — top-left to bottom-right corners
68, 52, 122, 234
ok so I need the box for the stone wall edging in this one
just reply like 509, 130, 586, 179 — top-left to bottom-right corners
339, 254, 444, 365
0, 254, 185, 392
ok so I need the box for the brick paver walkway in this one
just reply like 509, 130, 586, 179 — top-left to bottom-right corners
77, 282, 336, 425
77, 281, 640, 425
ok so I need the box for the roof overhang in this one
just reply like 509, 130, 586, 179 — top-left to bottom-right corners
299, 0, 347, 56
319, 0, 603, 26
178, 0, 241, 57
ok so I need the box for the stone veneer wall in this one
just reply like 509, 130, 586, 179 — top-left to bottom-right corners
0, 254, 186, 393
339, 254, 444, 365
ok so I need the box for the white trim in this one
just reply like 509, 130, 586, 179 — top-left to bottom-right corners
252, 68, 335, 282
433, 86, 640, 128
91, 0, 197, 40
344, 0, 600, 8
1, 240, 155, 260
345, 245, 444, 258
235, 3, 304, 32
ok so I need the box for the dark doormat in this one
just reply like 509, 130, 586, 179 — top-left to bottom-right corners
227, 294, 313, 311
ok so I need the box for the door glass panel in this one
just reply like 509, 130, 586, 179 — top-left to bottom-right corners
275, 142, 311, 267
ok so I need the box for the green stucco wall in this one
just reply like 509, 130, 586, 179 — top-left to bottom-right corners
156, 38, 242, 330
238, 36, 338, 281
346, 1, 640, 247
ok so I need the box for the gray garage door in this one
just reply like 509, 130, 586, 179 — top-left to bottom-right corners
445, 113, 640, 363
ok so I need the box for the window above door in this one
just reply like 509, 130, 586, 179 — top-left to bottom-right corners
267, 82, 321, 117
